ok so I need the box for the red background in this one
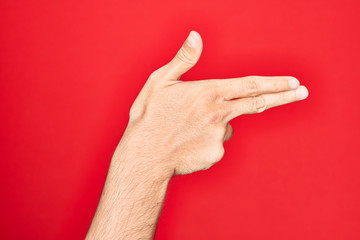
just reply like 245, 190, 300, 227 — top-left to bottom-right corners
1, 0, 359, 239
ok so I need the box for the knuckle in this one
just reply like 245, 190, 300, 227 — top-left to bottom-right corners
200, 88, 219, 104
215, 125, 227, 140
253, 95, 267, 113
281, 91, 290, 102
209, 110, 227, 124
176, 49, 196, 65
272, 80, 282, 91
245, 77, 261, 95
206, 145, 225, 167
214, 145, 225, 163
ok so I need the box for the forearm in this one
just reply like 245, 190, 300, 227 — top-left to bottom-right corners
86, 127, 174, 240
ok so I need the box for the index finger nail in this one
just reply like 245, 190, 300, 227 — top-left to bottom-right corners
288, 77, 300, 89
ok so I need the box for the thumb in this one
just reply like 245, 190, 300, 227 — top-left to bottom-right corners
165, 31, 203, 80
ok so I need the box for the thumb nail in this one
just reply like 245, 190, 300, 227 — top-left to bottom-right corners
186, 31, 198, 48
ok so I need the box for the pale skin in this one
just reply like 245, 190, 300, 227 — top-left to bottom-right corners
86, 31, 309, 239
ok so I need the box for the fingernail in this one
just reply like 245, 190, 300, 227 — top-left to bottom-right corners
288, 77, 300, 89
295, 86, 309, 100
186, 31, 198, 48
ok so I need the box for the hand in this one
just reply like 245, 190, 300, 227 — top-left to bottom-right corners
86, 31, 309, 239
124, 31, 308, 175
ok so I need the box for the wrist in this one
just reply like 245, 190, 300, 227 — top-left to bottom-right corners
112, 125, 175, 181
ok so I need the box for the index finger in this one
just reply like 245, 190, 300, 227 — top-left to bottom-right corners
211, 76, 300, 100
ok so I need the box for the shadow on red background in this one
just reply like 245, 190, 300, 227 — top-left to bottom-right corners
0, 0, 359, 239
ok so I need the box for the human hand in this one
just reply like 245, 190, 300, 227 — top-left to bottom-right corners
122, 31, 308, 175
